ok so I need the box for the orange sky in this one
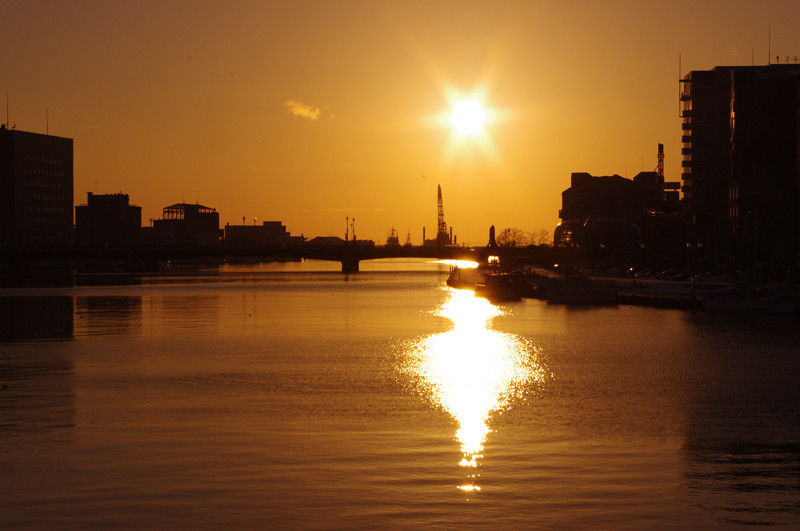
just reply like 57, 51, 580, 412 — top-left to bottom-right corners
3, 1, 800, 244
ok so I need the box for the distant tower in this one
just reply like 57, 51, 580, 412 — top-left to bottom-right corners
657, 143, 664, 179
488, 225, 497, 248
436, 184, 449, 246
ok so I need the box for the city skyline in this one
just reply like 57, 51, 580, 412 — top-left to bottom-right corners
3, 1, 800, 243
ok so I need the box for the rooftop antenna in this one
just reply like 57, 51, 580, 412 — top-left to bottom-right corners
768, 20, 771, 64
345, 216, 349, 241
351, 217, 356, 242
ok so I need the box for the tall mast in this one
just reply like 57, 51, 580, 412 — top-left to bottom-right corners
437, 184, 447, 240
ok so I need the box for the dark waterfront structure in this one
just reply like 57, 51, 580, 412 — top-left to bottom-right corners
152, 203, 220, 248
0, 126, 73, 248
555, 172, 644, 248
223, 221, 304, 248
681, 64, 800, 277
307, 236, 346, 247
75, 192, 141, 247
554, 147, 682, 254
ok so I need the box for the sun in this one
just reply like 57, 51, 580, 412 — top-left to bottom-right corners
449, 99, 487, 137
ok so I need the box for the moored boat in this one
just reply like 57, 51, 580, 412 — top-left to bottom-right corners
446, 265, 480, 289
474, 273, 525, 302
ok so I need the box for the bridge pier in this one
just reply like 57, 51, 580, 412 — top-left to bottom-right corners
341, 256, 359, 273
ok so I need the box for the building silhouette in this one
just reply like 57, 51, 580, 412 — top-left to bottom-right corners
681, 64, 800, 276
0, 126, 73, 248
223, 220, 304, 248
307, 236, 346, 247
554, 145, 683, 257
151, 202, 220, 248
75, 192, 141, 247
554, 172, 644, 247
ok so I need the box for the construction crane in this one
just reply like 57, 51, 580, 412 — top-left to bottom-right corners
436, 184, 450, 246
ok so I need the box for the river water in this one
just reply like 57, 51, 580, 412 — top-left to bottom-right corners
1, 259, 799, 528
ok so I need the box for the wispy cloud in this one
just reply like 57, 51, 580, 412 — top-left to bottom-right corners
284, 100, 321, 120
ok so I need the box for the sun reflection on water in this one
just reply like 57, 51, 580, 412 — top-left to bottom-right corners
403, 289, 545, 493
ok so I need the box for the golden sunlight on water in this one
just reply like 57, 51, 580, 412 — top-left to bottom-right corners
403, 289, 545, 493
435, 259, 479, 269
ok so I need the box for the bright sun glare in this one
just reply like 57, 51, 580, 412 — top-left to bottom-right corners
449, 99, 487, 137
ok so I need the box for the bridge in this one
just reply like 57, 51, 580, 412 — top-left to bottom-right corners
0, 245, 564, 273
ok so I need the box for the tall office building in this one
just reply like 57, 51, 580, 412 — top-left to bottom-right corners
0, 126, 73, 248
680, 64, 800, 275
75, 192, 142, 247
